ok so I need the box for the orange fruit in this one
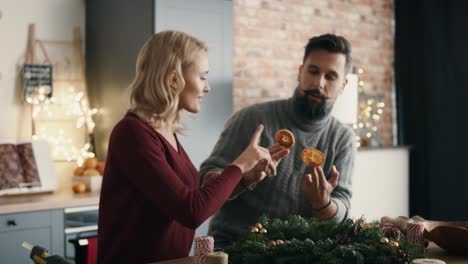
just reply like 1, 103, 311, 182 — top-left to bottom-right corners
301, 148, 325, 167
275, 129, 295, 149
72, 182, 87, 193
83, 157, 98, 169
83, 169, 100, 177
73, 166, 86, 176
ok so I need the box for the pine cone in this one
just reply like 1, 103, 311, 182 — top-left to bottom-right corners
383, 226, 401, 241
392, 249, 410, 264
336, 234, 351, 245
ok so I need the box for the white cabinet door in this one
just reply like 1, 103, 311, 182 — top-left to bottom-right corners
0, 210, 64, 263
351, 148, 410, 221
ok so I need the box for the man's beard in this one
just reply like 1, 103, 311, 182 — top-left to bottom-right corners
294, 88, 333, 121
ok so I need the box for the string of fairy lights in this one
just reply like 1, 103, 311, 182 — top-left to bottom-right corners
26, 67, 383, 162
28, 86, 97, 165
352, 68, 385, 148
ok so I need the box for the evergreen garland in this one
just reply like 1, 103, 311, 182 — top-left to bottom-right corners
224, 215, 425, 264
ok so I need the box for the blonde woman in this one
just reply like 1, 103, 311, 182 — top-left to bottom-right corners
97, 31, 289, 263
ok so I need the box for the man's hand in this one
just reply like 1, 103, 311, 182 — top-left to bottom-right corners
301, 165, 339, 217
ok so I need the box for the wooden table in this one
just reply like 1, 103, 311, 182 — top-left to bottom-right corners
153, 243, 468, 264
154, 256, 193, 264
426, 242, 468, 263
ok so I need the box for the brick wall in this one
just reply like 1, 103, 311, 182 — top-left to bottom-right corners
233, 0, 395, 146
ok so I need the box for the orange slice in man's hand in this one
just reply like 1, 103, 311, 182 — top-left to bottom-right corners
301, 148, 325, 167
275, 129, 295, 149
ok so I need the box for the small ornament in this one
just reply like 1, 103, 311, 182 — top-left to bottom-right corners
380, 237, 389, 244
284, 240, 290, 244
254, 223, 263, 229
250, 227, 259, 233
388, 240, 399, 248
267, 240, 277, 247
259, 228, 267, 234
360, 222, 375, 229
276, 240, 284, 245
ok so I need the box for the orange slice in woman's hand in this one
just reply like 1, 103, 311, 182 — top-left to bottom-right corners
275, 129, 295, 149
301, 148, 325, 167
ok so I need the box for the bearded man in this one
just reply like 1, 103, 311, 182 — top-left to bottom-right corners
200, 34, 356, 249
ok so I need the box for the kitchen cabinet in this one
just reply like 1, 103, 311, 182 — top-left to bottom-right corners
0, 210, 64, 263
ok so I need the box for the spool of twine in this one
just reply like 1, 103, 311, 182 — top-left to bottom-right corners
194, 236, 214, 264
407, 221, 425, 251
204, 252, 228, 264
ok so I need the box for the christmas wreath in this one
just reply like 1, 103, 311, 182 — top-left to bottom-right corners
224, 215, 425, 264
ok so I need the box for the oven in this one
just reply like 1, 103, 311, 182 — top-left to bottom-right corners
64, 205, 98, 263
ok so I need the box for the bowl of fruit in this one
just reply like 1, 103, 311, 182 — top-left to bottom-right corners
72, 157, 105, 194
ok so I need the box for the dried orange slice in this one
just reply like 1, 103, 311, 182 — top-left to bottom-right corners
275, 129, 295, 149
301, 148, 325, 167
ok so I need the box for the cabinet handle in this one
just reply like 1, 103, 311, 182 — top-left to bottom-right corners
6, 219, 17, 226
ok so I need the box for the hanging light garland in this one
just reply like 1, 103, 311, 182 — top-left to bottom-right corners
31, 86, 97, 164
352, 68, 385, 148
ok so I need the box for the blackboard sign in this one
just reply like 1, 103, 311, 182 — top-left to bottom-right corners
23, 64, 53, 103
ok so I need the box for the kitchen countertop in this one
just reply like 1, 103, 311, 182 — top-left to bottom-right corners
0, 186, 100, 214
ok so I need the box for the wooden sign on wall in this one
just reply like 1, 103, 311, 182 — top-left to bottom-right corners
23, 64, 53, 102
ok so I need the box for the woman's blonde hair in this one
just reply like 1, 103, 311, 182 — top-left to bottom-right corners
130, 30, 208, 133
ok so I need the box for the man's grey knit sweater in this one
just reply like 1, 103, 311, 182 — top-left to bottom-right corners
200, 90, 356, 244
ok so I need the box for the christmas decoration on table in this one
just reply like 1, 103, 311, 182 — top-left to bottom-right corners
351, 68, 386, 148
224, 215, 425, 264
381, 215, 468, 256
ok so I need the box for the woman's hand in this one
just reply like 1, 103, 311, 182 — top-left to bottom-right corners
231, 125, 273, 174
243, 143, 289, 184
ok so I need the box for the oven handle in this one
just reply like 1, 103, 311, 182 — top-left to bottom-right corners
64, 225, 98, 234
64, 205, 99, 213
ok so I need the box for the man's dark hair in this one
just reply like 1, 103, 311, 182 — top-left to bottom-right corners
303, 34, 352, 73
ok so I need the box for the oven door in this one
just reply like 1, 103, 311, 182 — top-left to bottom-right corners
64, 206, 98, 262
